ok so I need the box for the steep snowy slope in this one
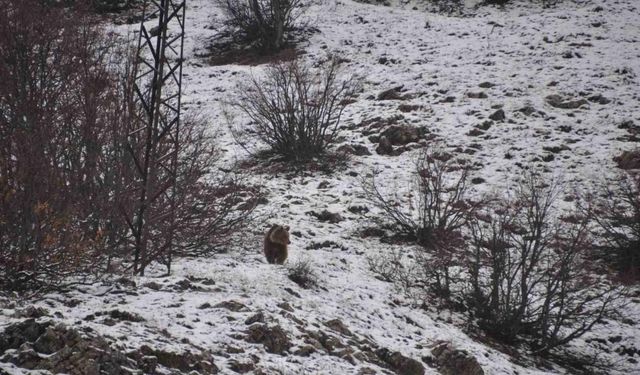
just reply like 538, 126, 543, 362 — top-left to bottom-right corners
1, 0, 639, 374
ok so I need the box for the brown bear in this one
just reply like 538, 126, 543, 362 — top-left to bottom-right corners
263, 224, 290, 264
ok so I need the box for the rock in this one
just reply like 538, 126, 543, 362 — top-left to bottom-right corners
377, 86, 410, 100
477, 121, 492, 131
172, 279, 201, 291
228, 359, 255, 373
138, 345, 218, 374
140, 355, 158, 374
518, 106, 537, 116
381, 125, 425, 146
12, 306, 49, 319
284, 287, 302, 298
376, 348, 425, 375
115, 277, 136, 288
358, 368, 378, 375
614, 150, 640, 170
245, 311, 265, 325
348, 205, 369, 214
398, 104, 422, 113
294, 345, 316, 357
0, 319, 50, 352
542, 145, 570, 154
107, 309, 145, 322
0, 319, 153, 375
588, 94, 611, 104
33, 326, 67, 354
545, 95, 588, 109
431, 342, 484, 375
440, 96, 455, 103
143, 281, 163, 291
214, 300, 248, 312
318, 333, 345, 353
562, 50, 581, 59
324, 319, 353, 337
304, 336, 326, 353
352, 144, 372, 156
376, 136, 394, 155
488, 109, 505, 121
478, 82, 495, 88
277, 302, 294, 312
467, 92, 488, 99
245, 324, 291, 354
309, 210, 344, 223
337, 144, 371, 156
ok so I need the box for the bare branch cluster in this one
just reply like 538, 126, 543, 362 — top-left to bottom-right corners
467, 174, 623, 353
0, 0, 257, 293
363, 147, 481, 296
588, 172, 640, 282
364, 148, 626, 354
214, 0, 307, 52
232, 58, 358, 163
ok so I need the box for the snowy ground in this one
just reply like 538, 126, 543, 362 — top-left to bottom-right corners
2, 0, 640, 374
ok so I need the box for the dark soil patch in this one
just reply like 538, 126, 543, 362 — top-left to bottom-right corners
210, 46, 301, 66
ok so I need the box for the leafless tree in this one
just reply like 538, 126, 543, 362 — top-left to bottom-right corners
467, 173, 625, 352
0, 0, 123, 292
363, 147, 482, 296
0, 0, 259, 291
165, 116, 260, 262
231, 58, 358, 163
214, 0, 307, 52
588, 172, 640, 282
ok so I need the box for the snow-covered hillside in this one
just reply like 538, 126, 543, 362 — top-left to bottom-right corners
1, 0, 639, 374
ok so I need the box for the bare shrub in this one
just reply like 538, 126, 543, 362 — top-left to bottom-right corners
0, 0, 124, 292
0, 0, 259, 290
363, 147, 481, 296
589, 172, 640, 282
365, 159, 625, 353
231, 58, 358, 163
171, 117, 260, 260
214, 0, 306, 52
367, 248, 406, 283
287, 258, 318, 289
466, 173, 625, 352
111, 92, 260, 274
90, 0, 139, 12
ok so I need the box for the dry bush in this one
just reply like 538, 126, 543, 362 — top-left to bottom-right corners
214, 0, 307, 52
91, 0, 139, 12
589, 172, 640, 282
0, 0, 125, 292
466, 173, 625, 353
287, 258, 318, 289
231, 58, 358, 164
364, 157, 625, 353
0, 0, 259, 290
363, 147, 481, 296
171, 117, 260, 260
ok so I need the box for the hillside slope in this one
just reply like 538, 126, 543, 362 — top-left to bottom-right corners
1, 0, 639, 374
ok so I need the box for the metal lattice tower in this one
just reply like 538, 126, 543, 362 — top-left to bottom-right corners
127, 0, 186, 275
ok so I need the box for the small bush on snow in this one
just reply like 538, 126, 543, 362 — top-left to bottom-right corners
231, 58, 358, 164
287, 258, 318, 289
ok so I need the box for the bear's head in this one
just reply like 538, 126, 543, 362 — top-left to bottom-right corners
270, 225, 291, 245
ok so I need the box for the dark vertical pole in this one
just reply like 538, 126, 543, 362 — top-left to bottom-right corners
127, 0, 186, 275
